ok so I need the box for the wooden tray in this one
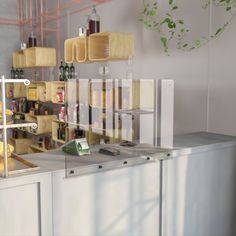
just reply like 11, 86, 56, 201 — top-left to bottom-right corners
0, 153, 39, 176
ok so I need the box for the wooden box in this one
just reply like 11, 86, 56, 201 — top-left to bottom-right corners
13, 47, 56, 68
25, 114, 56, 135
26, 82, 51, 102
52, 119, 66, 144
64, 37, 88, 63
88, 32, 134, 61
9, 138, 33, 154
13, 51, 26, 68
6, 83, 26, 98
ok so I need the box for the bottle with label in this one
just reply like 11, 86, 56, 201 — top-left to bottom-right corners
57, 124, 62, 140
88, 6, 100, 35
11, 67, 15, 79
19, 69, 24, 79
61, 124, 66, 141
59, 60, 65, 81
28, 31, 37, 48
64, 63, 70, 80
70, 63, 75, 79
15, 68, 19, 79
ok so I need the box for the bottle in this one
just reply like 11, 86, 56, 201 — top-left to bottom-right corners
61, 124, 66, 141
64, 63, 70, 80
19, 69, 24, 79
11, 67, 15, 79
59, 60, 65, 81
15, 68, 19, 79
57, 124, 62, 140
70, 63, 75, 79
28, 31, 37, 48
88, 6, 100, 35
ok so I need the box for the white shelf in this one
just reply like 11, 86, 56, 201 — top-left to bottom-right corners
0, 78, 30, 85
0, 122, 37, 130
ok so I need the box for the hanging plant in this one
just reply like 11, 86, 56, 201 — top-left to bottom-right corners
140, 0, 236, 54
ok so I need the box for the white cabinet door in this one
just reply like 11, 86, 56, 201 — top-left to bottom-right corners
0, 173, 53, 236
53, 163, 160, 236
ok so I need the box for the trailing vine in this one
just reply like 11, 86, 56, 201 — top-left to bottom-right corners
140, 0, 236, 54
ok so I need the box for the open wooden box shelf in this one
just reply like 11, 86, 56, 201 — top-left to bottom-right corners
13, 47, 56, 68
64, 37, 88, 63
25, 114, 56, 135
26, 81, 52, 102
6, 83, 27, 98
64, 32, 134, 63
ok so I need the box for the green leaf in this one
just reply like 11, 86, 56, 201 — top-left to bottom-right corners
183, 44, 188, 47
172, 6, 178, 10
226, 6, 231, 11
215, 28, 222, 35
169, 0, 173, 5
150, 9, 157, 16
178, 20, 184, 24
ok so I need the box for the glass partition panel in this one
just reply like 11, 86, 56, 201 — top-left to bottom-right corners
64, 78, 174, 178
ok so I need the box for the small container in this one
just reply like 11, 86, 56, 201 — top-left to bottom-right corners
79, 27, 87, 37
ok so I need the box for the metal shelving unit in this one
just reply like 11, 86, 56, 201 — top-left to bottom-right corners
0, 75, 37, 177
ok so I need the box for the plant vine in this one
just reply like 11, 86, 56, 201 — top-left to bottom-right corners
140, 0, 236, 54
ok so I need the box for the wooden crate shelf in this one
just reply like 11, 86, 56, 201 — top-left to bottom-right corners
26, 81, 51, 102
25, 114, 56, 135
6, 83, 26, 98
64, 32, 134, 63
13, 47, 56, 68
9, 138, 33, 154
88, 32, 134, 62
64, 37, 88, 63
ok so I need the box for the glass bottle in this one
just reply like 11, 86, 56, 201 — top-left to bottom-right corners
15, 68, 19, 79
11, 66, 15, 79
64, 63, 70, 80
70, 63, 75, 79
57, 124, 62, 140
59, 60, 65, 81
28, 31, 37, 48
88, 6, 100, 35
19, 68, 24, 79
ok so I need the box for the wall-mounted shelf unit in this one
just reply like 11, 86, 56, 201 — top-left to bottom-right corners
65, 32, 134, 63
25, 114, 56, 135
26, 81, 52, 102
13, 47, 56, 68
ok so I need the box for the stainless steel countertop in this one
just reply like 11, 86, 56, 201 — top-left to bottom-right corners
1, 132, 236, 180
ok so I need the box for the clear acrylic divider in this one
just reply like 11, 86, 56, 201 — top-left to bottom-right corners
64, 78, 174, 178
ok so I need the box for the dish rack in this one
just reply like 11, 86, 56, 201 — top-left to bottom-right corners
0, 75, 38, 178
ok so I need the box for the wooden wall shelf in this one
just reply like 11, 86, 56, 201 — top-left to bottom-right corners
64, 32, 134, 63
13, 47, 56, 68
64, 37, 88, 63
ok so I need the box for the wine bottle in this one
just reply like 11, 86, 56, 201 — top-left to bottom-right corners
57, 124, 62, 140
59, 60, 64, 81
64, 63, 69, 80
19, 68, 24, 79
11, 67, 15, 79
70, 63, 75, 79
88, 6, 100, 35
15, 68, 19, 79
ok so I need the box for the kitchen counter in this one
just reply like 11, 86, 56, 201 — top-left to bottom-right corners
1, 132, 236, 236
1, 132, 236, 180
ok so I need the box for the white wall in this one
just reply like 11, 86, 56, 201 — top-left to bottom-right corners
0, 0, 20, 77
61, 0, 210, 135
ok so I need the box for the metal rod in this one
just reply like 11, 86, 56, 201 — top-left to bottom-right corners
1, 75, 8, 178
0, 122, 37, 130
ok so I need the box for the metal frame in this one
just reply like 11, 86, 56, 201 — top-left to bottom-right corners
0, 75, 37, 177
